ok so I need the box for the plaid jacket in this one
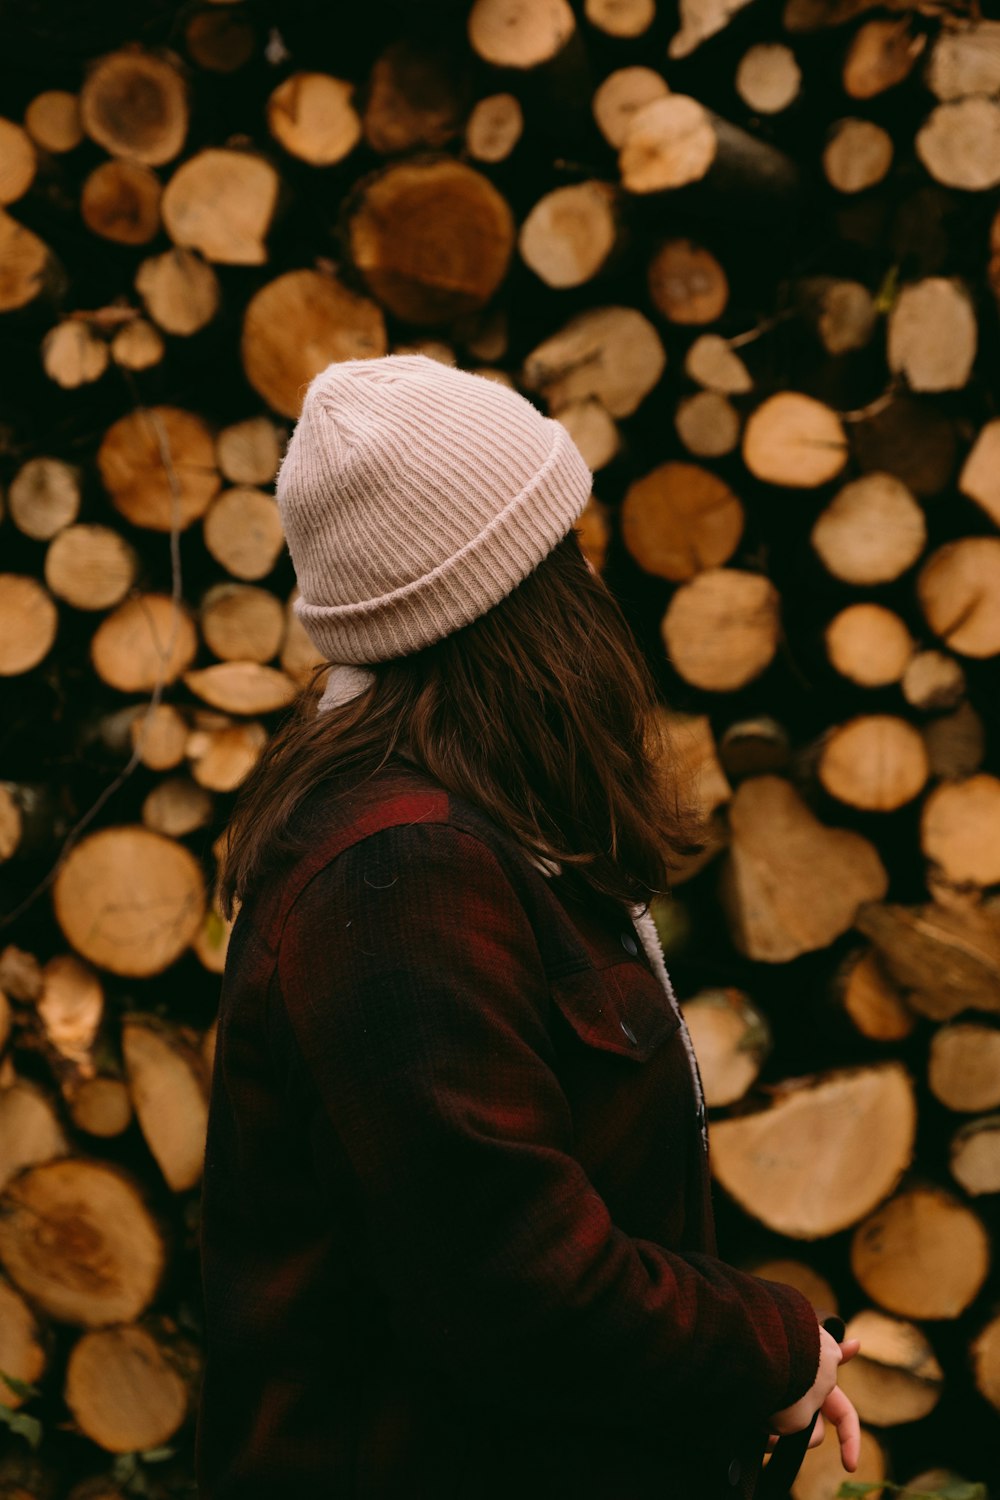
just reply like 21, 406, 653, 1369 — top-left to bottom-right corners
196, 756, 822, 1499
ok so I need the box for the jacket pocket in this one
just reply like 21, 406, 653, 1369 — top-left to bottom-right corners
548, 962, 681, 1063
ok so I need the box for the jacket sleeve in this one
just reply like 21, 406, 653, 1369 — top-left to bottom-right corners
275, 819, 822, 1435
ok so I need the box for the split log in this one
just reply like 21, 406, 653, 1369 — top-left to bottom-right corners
958, 418, 1000, 527
679, 988, 770, 1106
162, 148, 281, 264
887, 278, 976, 392
810, 473, 926, 585
817, 716, 929, 812
41, 321, 109, 389
900, 651, 965, 712
266, 72, 362, 165
718, 717, 790, 779
183, 662, 297, 715
843, 18, 925, 99
554, 400, 620, 471
797, 277, 877, 355
709, 1063, 915, 1238
23, 89, 83, 153
97, 405, 220, 531
52, 825, 206, 977
838, 1309, 944, 1425
79, 48, 189, 165
467, 0, 576, 70
0, 1080, 69, 1193
0, 576, 59, 677
684, 333, 752, 394
142, 776, 214, 837
241, 269, 387, 418
584, 0, 654, 37
464, 93, 524, 162
647, 238, 728, 325
591, 67, 668, 150
855, 900, 1000, 1021
917, 538, 1000, 659
0, 1277, 47, 1408
619, 95, 796, 204
128, 703, 189, 771
824, 605, 914, 687
0, 120, 37, 205
675, 392, 740, 457
346, 158, 516, 324
951, 1118, 1000, 1198
187, 717, 268, 791
65, 1322, 195, 1453
921, 775, 1000, 888
184, 7, 256, 73
929, 1021, 1000, 1113
915, 99, 1000, 192
834, 949, 916, 1043
851, 1184, 989, 1319
743, 393, 848, 487
216, 416, 282, 487
109, 317, 164, 370
90, 595, 198, 693
44, 524, 137, 612
66, 1077, 133, 1139
823, 119, 893, 194
122, 1015, 209, 1192
363, 42, 465, 155
0, 209, 64, 313
518, 181, 619, 288
522, 305, 665, 417
719, 775, 888, 962
200, 583, 285, 663
8, 457, 81, 541
922, 702, 986, 782
0, 1158, 166, 1326
735, 45, 802, 115
621, 462, 743, 581
80, 161, 162, 245
135, 247, 220, 335
202, 487, 286, 578
662, 569, 779, 691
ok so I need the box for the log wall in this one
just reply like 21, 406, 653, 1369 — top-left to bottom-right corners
1, 1, 998, 1495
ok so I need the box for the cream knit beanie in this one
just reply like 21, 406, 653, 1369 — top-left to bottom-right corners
275, 354, 593, 709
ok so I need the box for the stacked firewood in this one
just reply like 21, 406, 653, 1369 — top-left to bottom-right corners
1, 0, 999, 1494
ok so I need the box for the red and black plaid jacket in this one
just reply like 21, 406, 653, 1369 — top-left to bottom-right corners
196, 756, 821, 1499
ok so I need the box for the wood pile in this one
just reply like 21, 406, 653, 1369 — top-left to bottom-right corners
1, 0, 998, 1494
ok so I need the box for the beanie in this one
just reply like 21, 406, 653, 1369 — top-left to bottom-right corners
275, 354, 593, 709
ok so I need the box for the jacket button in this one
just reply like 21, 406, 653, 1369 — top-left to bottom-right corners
619, 1018, 638, 1045
620, 931, 638, 956
727, 1458, 742, 1486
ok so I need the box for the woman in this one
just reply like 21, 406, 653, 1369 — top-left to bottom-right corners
196, 355, 860, 1499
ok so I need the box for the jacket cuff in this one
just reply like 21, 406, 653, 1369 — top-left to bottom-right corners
767, 1280, 823, 1410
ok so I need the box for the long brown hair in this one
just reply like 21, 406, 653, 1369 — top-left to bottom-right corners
219, 529, 705, 919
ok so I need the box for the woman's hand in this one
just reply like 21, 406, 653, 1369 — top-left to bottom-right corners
766, 1329, 863, 1472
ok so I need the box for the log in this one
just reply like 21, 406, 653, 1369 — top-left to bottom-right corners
187, 717, 268, 791
668, 0, 754, 59
363, 42, 465, 155
142, 776, 214, 837
66, 1076, 133, 1139
735, 45, 802, 115
183, 662, 297, 715
37, 955, 104, 1077
655, 708, 731, 821
23, 89, 83, 153
109, 316, 164, 370
0, 120, 37, 206
675, 392, 740, 457
90, 595, 198, 693
0, 576, 58, 677
887, 278, 977, 392
855, 900, 1000, 1021
951, 1118, 1000, 1198
838, 1309, 944, 1426
518, 181, 619, 288
522, 305, 665, 417
797, 277, 877, 355
97, 405, 220, 532
834, 949, 916, 1043
44, 525, 137, 611
719, 775, 888, 962
591, 66, 668, 150
216, 416, 282, 487
929, 1020, 1000, 1113
958, 418, 1000, 527
662, 569, 779, 691
200, 582, 285, 663
79, 47, 189, 165
241, 269, 387, 418
129, 703, 189, 771
743, 393, 848, 487
917, 538, 1000, 659
900, 650, 965, 712
41, 321, 109, 389
554, 400, 620, 471
921, 775, 1000, 888
818, 716, 929, 812
823, 118, 893, 193
161, 147, 280, 264
0, 946, 43, 1002
842, 18, 925, 99
584, 0, 655, 38
972, 1312, 1000, 1414
203, 486, 286, 578
621, 462, 744, 581
824, 605, 914, 687
915, 99, 1000, 192
679, 988, 770, 1106
0, 209, 63, 314
135, 247, 220, 335
52, 825, 206, 977
926, 21, 1000, 102
749, 1258, 838, 1317
467, 0, 576, 69
791, 1421, 887, 1500
64, 1322, 195, 1453
709, 1063, 915, 1237
266, 72, 362, 165
8, 457, 81, 541
80, 161, 162, 245
0, 1277, 47, 1409
184, 7, 256, 73
923, 701, 986, 782
0, 1080, 69, 1193
647, 238, 728, 325
464, 93, 524, 162
619, 95, 796, 203
346, 158, 516, 324
851, 1184, 990, 1319
810, 473, 926, 585
0, 1158, 166, 1326
122, 1015, 209, 1192
684, 333, 752, 394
